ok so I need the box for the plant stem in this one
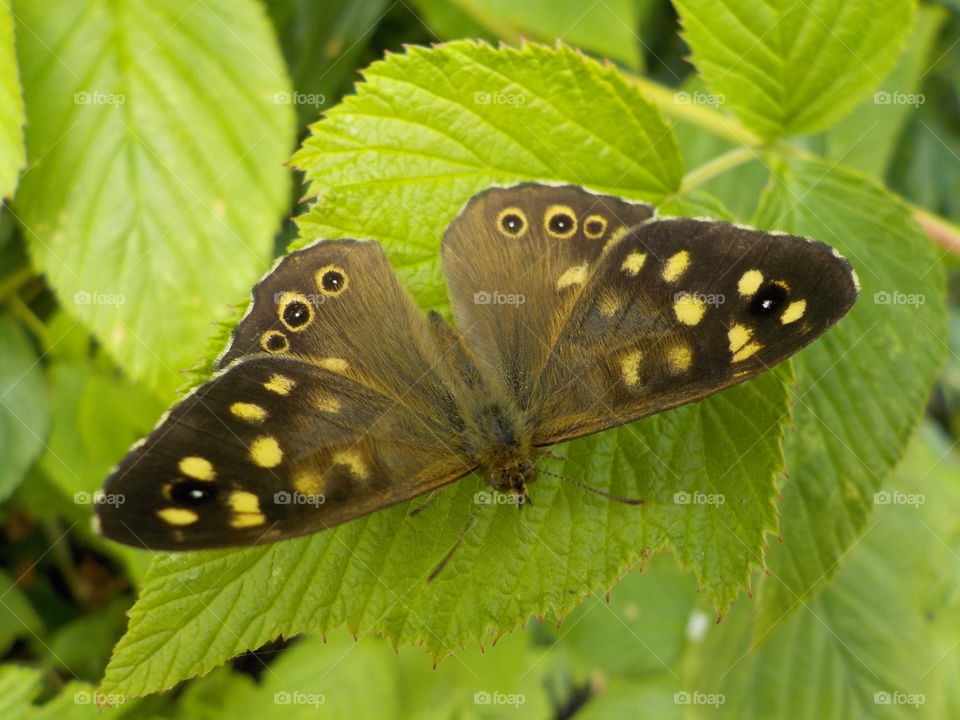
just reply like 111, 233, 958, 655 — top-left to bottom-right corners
0, 266, 35, 303
681, 146, 757, 193
910, 204, 960, 256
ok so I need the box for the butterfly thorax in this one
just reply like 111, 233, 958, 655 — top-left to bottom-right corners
465, 398, 538, 502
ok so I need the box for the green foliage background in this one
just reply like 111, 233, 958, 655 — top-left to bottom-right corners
1, 0, 959, 718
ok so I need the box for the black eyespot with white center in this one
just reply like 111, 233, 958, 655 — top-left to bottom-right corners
544, 205, 578, 239
749, 282, 789, 316
170, 480, 217, 506
316, 265, 349, 296
496, 207, 528, 238
283, 301, 309, 327
261, 330, 288, 353
549, 213, 574, 234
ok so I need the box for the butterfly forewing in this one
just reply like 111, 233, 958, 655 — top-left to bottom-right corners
529, 216, 859, 445
96, 240, 476, 550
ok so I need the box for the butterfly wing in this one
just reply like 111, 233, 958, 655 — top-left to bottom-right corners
441, 183, 654, 410
529, 217, 859, 444
97, 240, 475, 550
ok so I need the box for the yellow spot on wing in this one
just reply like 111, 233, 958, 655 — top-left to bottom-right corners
179, 456, 215, 481
673, 295, 706, 325
667, 345, 692, 374
738, 269, 763, 296
781, 300, 806, 324
157, 508, 199, 526
728, 324, 752, 353
662, 251, 690, 282
620, 350, 643, 386
228, 490, 265, 528
621, 252, 646, 276
733, 342, 763, 362
598, 295, 622, 317
557, 264, 589, 290
294, 472, 324, 496
264, 374, 295, 395
604, 226, 629, 251
314, 394, 341, 413
231, 402, 267, 422
332, 450, 369, 479
320, 357, 349, 373
250, 436, 283, 468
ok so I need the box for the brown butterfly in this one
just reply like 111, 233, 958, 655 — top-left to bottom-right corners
95, 183, 858, 551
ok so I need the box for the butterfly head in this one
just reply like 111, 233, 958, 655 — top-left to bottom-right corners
484, 455, 536, 505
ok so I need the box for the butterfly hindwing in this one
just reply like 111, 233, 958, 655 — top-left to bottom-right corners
96, 240, 476, 550
530, 216, 860, 444
441, 183, 654, 411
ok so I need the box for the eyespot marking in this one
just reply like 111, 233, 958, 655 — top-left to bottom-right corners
231, 402, 267, 422
583, 214, 608, 239
738, 269, 764, 297
621, 252, 646, 276
316, 265, 348, 296
662, 251, 690, 283
557, 264, 589, 290
620, 350, 643, 386
179, 456, 215, 481
264, 374, 295, 395
278, 291, 314, 332
250, 436, 283, 468
157, 508, 199, 526
170, 480, 217, 506
228, 490, 265, 528
497, 207, 528, 237
544, 205, 577, 239
673, 295, 706, 326
667, 345, 692, 374
332, 450, 369, 479
261, 331, 288, 354
749, 282, 789, 316
780, 300, 806, 324
320, 357, 349, 373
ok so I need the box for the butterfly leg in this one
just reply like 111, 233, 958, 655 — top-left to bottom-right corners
408, 490, 438, 518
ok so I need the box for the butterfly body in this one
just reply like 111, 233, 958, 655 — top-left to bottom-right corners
95, 184, 858, 551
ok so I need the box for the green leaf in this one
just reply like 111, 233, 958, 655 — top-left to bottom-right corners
0, 314, 49, 501
820, 4, 949, 179
0, 0, 24, 199
674, 0, 914, 138
0, 665, 140, 719
410, 0, 646, 69
12, 0, 295, 392
752, 155, 947, 637
684, 425, 960, 719
294, 40, 682, 310
0, 569, 43, 657
101, 43, 792, 698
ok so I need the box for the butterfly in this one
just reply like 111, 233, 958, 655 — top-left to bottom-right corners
95, 183, 859, 551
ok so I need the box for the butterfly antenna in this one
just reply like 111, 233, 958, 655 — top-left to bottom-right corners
427, 504, 482, 583
537, 469, 645, 505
